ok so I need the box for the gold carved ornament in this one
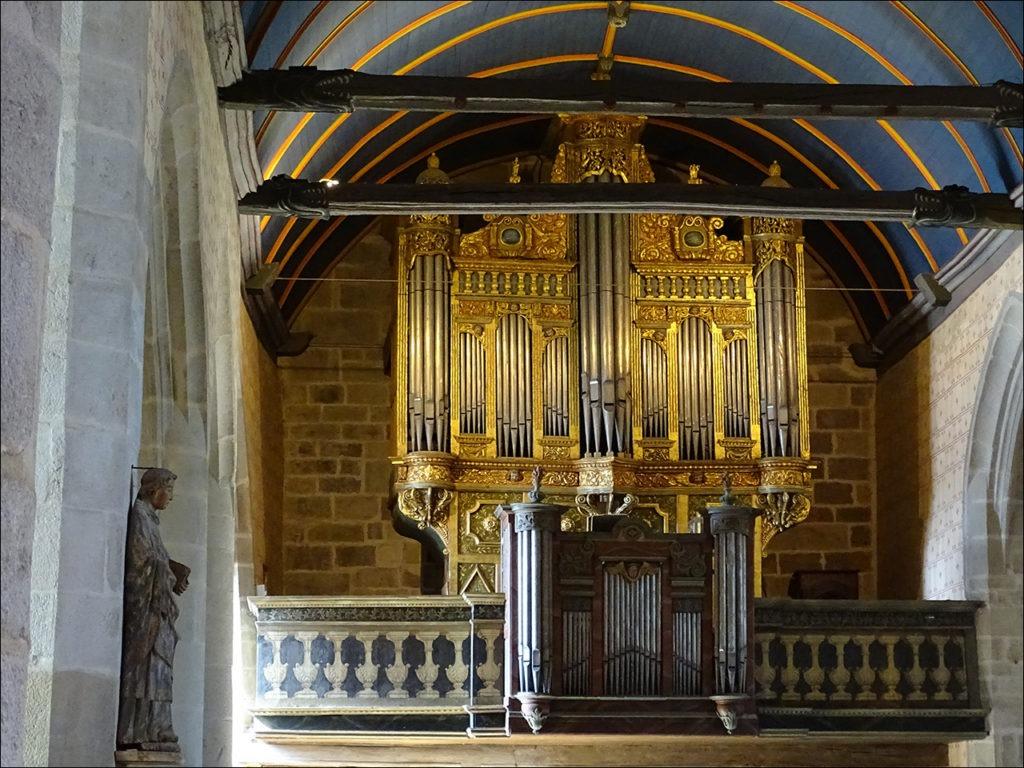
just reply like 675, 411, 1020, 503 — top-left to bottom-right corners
458, 213, 568, 262
397, 487, 454, 553
758, 491, 811, 548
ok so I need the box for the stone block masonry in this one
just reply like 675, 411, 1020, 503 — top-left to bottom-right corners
763, 258, 877, 599
279, 234, 421, 595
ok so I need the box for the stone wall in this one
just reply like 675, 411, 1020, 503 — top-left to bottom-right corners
279, 233, 421, 596
877, 246, 1023, 601
762, 257, 878, 599
1, 3, 66, 764
240, 310, 284, 593
874, 241, 1023, 767
2, 2, 254, 765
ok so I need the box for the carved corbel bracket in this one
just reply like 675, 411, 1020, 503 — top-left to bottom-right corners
397, 486, 454, 553
757, 490, 810, 548
516, 693, 552, 734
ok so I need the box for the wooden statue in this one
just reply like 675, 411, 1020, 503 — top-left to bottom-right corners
117, 468, 190, 753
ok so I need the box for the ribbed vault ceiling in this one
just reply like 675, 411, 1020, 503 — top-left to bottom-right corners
241, 0, 1024, 336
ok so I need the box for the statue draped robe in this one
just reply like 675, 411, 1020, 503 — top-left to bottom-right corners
117, 497, 179, 748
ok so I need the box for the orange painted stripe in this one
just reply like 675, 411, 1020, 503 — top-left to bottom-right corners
397, 3, 603, 75
892, 0, 1023, 168
619, 56, 922, 284
259, 1, 469, 230
262, 1, 469, 178
278, 116, 543, 304
272, 54, 911, 306
600, 24, 617, 58
264, 0, 962, 243
279, 112, 890, 322
777, 1, 989, 196
976, 0, 1023, 66
255, 1, 361, 146
246, 0, 283, 62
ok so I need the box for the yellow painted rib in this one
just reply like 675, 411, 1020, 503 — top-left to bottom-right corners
281, 114, 879, 335
263, 0, 963, 249
256, 2, 372, 147
262, 1, 469, 178
776, 0, 989, 197
600, 24, 617, 58
271, 54, 911, 309
892, 0, 1023, 168
976, 0, 1023, 66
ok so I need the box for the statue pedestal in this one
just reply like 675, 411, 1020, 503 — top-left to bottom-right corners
114, 748, 183, 767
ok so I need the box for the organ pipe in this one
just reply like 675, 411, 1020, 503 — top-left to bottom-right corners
756, 259, 801, 457
678, 318, 715, 460
497, 314, 533, 457
394, 125, 813, 598
578, 174, 632, 457
544, 336, 570, 437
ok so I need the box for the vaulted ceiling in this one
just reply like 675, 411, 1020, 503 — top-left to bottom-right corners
240, 0, 1023, 337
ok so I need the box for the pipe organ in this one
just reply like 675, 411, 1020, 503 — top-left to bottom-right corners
394, 115, 813, 596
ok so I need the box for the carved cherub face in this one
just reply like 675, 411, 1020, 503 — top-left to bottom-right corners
152, 483, 175, 510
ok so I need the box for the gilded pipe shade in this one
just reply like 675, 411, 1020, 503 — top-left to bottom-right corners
392, 118, 813, 595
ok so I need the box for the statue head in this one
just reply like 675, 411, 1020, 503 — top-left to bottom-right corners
137, 468, 177, 510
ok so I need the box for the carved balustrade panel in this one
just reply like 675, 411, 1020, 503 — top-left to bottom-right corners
753, 599, 986, 735
248, 595, 505, 733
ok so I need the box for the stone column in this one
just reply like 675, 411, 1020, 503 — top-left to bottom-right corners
708, 482, 760, 734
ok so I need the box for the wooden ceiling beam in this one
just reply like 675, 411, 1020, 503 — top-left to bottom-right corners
219, 68, 1023, 126
239, 177, 1023, 230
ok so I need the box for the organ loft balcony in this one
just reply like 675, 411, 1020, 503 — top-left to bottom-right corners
240, 116, 991, 765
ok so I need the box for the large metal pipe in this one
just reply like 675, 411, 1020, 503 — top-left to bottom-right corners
498, 319, 508, 455
614, 209, 630, 454
782, 263, 800, 455
598, 206, 614, 454
411, 257, 424, 451
524, 318, 533, 456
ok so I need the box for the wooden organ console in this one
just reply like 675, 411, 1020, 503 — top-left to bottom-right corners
498, 469, 758, 734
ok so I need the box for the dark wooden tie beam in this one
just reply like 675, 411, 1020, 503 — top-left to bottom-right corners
219, 69, 1023, 126
239, 176, 1022, 230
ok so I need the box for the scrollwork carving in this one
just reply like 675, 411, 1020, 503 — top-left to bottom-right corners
757, 491, 811, 547
397, 486, 454, 552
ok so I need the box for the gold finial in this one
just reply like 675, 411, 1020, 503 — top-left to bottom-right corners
416, 152, 450, 184
509, 157, 521, 184
688, 164, 702, 184
608, 1, 630, 28
761, 160, 790, 188
591, 54, 614, 81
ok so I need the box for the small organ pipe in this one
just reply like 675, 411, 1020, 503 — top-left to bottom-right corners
782, 263, 800, 453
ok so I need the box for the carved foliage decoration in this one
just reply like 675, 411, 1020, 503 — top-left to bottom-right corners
757, 491, 810, 547
635, 213, 744, 264
605, 561, 660, 582
670, 540, 708, 578
459, 492, 511, 554
459, 213, 568, 262
398, 486, 454, 552
558, 539, 595, 578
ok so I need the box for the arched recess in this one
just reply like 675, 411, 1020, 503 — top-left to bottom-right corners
960, 290, 1023, 768
138, 57, 211, 767
136, 55, 252, 767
